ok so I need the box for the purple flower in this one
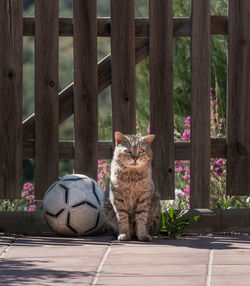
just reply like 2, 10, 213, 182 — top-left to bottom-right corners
216, 168, 224, 175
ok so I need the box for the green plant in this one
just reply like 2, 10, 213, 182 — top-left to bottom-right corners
159, 206, 199, 239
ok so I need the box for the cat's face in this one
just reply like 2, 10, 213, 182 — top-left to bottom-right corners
113, 131, 155, 170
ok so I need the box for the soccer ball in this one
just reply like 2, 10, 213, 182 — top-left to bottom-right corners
43, 174, 104, 236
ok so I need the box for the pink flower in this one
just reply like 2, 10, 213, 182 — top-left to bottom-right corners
23, 191, 29, 195
183, 186, 190, 199
28, 205, 36, 212
216, 159, 224, 165
147, 125, 150, 134
184, 116, 191, 128
175, 166, 184, 173
182, 129, 190, 141
26, 195, 30, 200
36, 200, 43, 204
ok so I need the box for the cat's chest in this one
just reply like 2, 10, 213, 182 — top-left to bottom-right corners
113, 180, 150, 208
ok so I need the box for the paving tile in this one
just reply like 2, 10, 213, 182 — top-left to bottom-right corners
0, 236, 111, 286
212, 236, 250, 251
212, 265, 250, 276
112, 236, 213, 249
213, 254, 250, 265
101, 264, 208, 277
0, 236, 15, 257
97, 276, 206, 286
211, 275, 250, 286
110, 245, 209, 255
105, 253, 209, 265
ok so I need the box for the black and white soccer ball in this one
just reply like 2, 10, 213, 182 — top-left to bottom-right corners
43, 174, 104, 236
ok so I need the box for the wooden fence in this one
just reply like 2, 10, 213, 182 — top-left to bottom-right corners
1, 0, 250, 208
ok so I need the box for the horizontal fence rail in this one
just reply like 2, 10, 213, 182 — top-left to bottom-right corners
22, 16, 228, 37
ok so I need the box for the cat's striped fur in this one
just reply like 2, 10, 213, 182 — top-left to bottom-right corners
104, 131, 161, 241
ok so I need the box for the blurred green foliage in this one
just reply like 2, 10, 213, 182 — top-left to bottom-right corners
22, 0, 228, 179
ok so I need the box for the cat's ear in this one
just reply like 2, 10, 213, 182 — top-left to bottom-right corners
115, 131, 125, 146
143, 134, 155, 144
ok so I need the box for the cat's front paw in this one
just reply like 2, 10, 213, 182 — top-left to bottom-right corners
118, 233, 131, 241
137, 232, 153, 242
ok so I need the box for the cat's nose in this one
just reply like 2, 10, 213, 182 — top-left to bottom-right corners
132, 155, 138, 162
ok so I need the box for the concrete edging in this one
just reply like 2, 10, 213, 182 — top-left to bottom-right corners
0, 209, 250, 236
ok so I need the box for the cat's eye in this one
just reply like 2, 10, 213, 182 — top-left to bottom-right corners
124, 149, 131, 153
139, 149, 144, 153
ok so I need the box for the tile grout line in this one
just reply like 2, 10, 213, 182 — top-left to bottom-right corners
206, 248, 214, 286
0, 237, 17, 260
90, 241, 113, 285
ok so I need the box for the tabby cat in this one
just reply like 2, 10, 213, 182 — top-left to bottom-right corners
104, 131, 161, 241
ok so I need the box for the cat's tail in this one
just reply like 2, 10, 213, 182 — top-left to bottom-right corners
101, 200, 119, 235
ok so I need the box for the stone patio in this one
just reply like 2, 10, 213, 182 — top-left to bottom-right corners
0, 234, 250, 285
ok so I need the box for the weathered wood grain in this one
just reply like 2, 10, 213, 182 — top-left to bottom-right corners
73, 0, 98, 179
23, 141, 113, 160
190, 0, 211, 208
35, 0, 59, 199
22, 139, 226, 160
227, 0, 250, 195
150, 0, 174, 200
111, 0, 136, 136
0, 0, 23, 199
23, 16, 228, 37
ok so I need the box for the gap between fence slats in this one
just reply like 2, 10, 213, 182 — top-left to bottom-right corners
35, 0, 59, 199
190, 0, 211, 208
111, 0, 136, 137
0, 0, 23, 199
150, 0, 174, 200
73, 0, 98, 179
227, 0, 250, 195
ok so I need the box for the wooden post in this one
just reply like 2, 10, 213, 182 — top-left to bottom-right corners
149, 0, 175, 199
73, 0, 98, 180
111, 0, 136, 137
35, 0, 59, 199
0, 0, 23, 199
190, 0, 211, 208
227, 0, 250, 195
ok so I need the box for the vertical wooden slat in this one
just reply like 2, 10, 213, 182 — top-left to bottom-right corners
111, 0, 136, 136
227, 0, 250, 195
190, 0, 211, 208
149, 0, 174, 199
0, 0, 23, 199
35, 0, 59, 199
73, 0, 98, 179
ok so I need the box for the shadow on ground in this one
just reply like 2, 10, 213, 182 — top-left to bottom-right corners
0, 259, 94, 285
